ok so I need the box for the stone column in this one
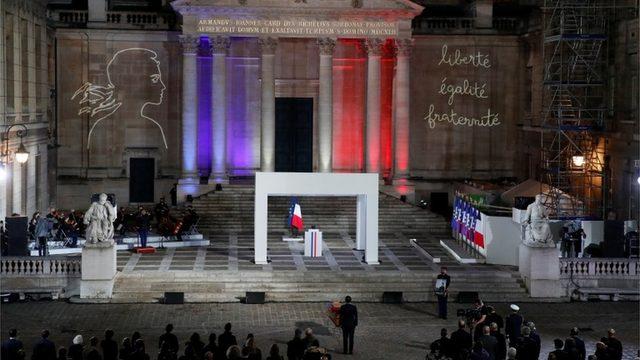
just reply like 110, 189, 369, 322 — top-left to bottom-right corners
12, 160, 22, 215
210, 36, 230, 182
393, 39, 413, 179
365, 39, 384, 174
317, 38, 336, 173
180, 35, 199, 180
259, 37, 278, 172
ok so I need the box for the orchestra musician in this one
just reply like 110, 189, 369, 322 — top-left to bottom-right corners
64, 210, 80, 247
154, 197, 170, 223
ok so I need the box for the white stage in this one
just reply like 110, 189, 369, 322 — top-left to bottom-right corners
254, 172, 379, 265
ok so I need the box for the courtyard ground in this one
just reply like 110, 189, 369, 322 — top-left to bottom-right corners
1, 301, 638, 360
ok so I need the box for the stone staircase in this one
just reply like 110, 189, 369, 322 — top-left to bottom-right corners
111, 185, 534, 303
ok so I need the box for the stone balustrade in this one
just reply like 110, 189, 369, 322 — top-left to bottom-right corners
48, 10, 177, 30
559, 258, 639, 278
0, 256, 81, 277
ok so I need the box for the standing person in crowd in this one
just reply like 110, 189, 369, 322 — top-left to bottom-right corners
68, 335, 84, 360
429, 328, 454, 359
595, 342, 610, 360
266, 344, 284, 360
136, 208, 152, 248
203, 333, 218, 359
563, 338, 579, 360
527, 322, 541, 360
131, 334, 142, 348
185, 333, 205, 360
339, 295, 358, 355
85, 337, 102, 360
604, 329, 623, 360
471, 341, 490, 360
479, 326, 497, 360
286, 329, 304, 360
435, 267, 451, 320
29, 213, 40, 239
58, 348, 68, 360
507, 348, 517, 360
226, 346, 243, 360
241, 334, 262, 360
218, 323, 237, 357
158, 341, 177, 360
485, 307, 504, 331
570, 328, 586, 360
515, 327, 538, 360
451, 319, 473, 359
301, 329, 319, 351
2, 329, 24, 360
32, 330, 57, 360
102, 330, 119, 360
119, 338, 133, 360
550, 339, 567, 360
158, 325, 179, 355
130, 340, 149, 360
35, 214, 54, 257
505, 305, 524, 347
490, 323, 506, 360
472, 299, 490, 341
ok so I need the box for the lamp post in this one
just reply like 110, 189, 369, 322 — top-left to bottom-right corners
0, 124, 29, 179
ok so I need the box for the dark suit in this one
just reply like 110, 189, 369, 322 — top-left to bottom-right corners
451, 328, 473, 359
32, 338, 56, 360
339, 303, 358, 354
492, 332, 506, 360
1, 338, 24, 360
571, 336, 586, 360
479, 334, 498, 360
504, 314, 523, 346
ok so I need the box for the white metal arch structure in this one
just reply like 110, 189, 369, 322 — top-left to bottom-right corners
254, 172, 379, 265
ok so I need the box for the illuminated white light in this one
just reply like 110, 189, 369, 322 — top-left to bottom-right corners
637, 176, 640, 185
72, 48, 168, 149
15, 142, 29, 164
572, 155, 585, 167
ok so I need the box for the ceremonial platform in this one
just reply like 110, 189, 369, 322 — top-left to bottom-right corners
109, 185, 533, 303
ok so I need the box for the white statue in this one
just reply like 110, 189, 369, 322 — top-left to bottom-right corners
83, 193, 116, 244
523, 194, 555, 247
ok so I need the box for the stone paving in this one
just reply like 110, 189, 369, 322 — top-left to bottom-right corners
1, 302, 637, 360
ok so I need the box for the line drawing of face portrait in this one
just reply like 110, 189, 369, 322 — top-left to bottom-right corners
71, 48, 168, 149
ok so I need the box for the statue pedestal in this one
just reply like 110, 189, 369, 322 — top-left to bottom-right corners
518, 244, 561, 298
81, 241, 117, 299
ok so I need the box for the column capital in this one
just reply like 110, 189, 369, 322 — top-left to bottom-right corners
394, 38, 414, 57
317, 38, 337, 56
364, 38, 385, 56
179, 35, 200, 55
210, 36, 231, 55
258, 37, 279, 55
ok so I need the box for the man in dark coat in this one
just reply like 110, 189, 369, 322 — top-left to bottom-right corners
515, 327, 538, 360
527, 322, 541, 360
435, 267, 451, 319
490, 323, 506, 360
158, 324, 179, 354
101, 330, 119, 360
32, 330, 56, 360
430, 328, 455, 359
550, 339, 568, 360
451, 320, 473, 360
339, 295, 358, 355
604, 329, 623, 360
505, 304, 524, 347
286, 329, 304, 360
570, 328, 586, 360
479, 326, 498, 360
218, 323, 237, 356
2, 329, 24, 360
485, 307, 504, 331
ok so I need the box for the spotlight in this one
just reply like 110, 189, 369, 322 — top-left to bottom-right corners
572, 155, 585, 167
637, 176, 640, 185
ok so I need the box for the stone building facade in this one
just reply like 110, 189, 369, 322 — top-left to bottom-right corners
0, 0, 51, 220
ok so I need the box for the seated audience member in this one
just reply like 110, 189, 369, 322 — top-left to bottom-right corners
102, 330, 119, 360
286, 329, 304, 360
218, 323, 237, 356
550, 339, 568, 360
267, 344, 284, 360
301, 329, 319, 351
2, 329, 24, 360
302, 347, 331, 360
32, 330, 57, 360
159, 325, 179, 355
471, 341, 490, 360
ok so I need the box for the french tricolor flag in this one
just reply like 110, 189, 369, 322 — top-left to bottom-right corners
289, 198, 304, 230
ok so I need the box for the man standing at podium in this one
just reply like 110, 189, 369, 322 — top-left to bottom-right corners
340, 296, 358, 355
436, 266, 451, 319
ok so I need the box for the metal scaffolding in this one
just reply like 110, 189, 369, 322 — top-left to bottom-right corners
541, 0, 611, 219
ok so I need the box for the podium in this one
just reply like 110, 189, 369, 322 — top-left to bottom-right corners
304, 229, 323, 257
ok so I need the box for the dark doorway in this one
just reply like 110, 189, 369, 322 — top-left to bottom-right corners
275, 97, 313, 172
130, 158, 155, 203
